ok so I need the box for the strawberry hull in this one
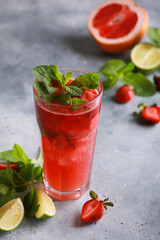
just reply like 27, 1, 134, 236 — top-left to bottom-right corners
33, 68, 103, 200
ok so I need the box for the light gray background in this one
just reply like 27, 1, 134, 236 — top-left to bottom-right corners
0, 0, 160, 239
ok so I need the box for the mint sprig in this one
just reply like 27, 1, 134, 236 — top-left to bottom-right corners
147, 27, 160, 48
0, 144, 42, 215
100, 59, 156, 97
33, 65, 99, 106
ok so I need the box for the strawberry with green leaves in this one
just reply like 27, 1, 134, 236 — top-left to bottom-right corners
135, 103, 160, 124
81, 191, 114, 223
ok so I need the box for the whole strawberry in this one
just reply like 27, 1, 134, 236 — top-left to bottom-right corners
116, 85, 134, 103
154, 76, 160, 91
81, 191, 114, 223
136, 103, 160, 124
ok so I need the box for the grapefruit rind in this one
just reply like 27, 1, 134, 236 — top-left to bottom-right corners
87, 0, 149, 53
0, 198, 24, 231
35, 187, 56, 219
131, 43, 160, 72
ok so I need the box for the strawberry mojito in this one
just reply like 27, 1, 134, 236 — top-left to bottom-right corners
33, 66, 103, 200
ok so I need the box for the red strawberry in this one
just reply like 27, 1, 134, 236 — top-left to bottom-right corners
154, 76, 160, 91
81, 191, 114, 223
116, 85, 134, 103
136, 103, 160, 124
0, 162, 19, 170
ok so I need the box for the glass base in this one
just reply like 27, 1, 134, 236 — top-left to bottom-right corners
44, 180, 90, 201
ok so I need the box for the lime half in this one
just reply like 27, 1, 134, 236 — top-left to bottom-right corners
131, 43, 160, 73
35, 187, 56, 219
0, 198, 24, 231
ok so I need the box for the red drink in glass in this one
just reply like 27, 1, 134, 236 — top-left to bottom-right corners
33, 68, 103, 200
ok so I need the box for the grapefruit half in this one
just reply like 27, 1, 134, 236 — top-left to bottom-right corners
87, 0, 149, 53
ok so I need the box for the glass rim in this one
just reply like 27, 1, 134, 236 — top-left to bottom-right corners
33, 67, 103, 109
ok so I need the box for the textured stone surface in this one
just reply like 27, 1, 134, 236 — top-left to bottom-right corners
0, 0, 160, 239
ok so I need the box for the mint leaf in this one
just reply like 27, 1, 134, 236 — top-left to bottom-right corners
147, 27, 160, 48
23, 187, 39, 217
71, 98, 86, 105
0, 150, 19, 163
70, 73, 99, 89
13, 144, 30, 165
32, 65, 54, 83
0, 189, 16, 207
103, 77, 119, 90
6, 161, 14, 186
33, 81, 57, 102
119, 62, 135, 76
71, 98, 87, 111
13, 164, 35, 185
33, 166, 43, 182
122, 72, 156, 97
64, 86, 82, 96
49, 65, 63, 85
0, 183, 10, 195
100, 59, 126, 78
54, 93, 71, 105
0, 170, 12, 186
63, 72, 73, 85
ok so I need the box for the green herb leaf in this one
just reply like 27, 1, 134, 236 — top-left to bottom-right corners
103, 77, 119, 90
100, 59, 126, 78
33, 81, 57, 102
64, 86, 83, 96
147, 27, 160, 48
49, 65, 63, 85
54, 93, 71, 105
63, 72, 73, 85
0, 189, 16, 207
23, 187, 39, 217
122, 72, 156, 97
70, 73, 99, 89
13, 144, 30, 165
119, 62, 135, 76
70, 97, 87, 111
32, 65, 54, 83
6, 161, 14, 186
71, 98, 87, 105
0, 170, 12, 186
0, 150, 19, 163
0, 183, 10, 195
33, 166, 43, 182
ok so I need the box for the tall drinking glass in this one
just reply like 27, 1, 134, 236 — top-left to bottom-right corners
33, 68, 103, 200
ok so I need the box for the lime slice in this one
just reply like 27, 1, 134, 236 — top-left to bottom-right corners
35, 187, 56, 219
131, 43, 160, 72
0, 198, 24, 231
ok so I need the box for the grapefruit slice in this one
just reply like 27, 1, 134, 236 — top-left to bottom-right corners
87, 0, 149, 53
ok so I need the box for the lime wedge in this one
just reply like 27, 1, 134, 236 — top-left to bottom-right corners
0, 198, 24, 231
131, 43, 160, 73
35, 187, 56, 219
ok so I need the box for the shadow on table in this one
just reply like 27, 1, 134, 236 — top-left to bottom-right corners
54, 33, 130, 60
74, 211, 96, 228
